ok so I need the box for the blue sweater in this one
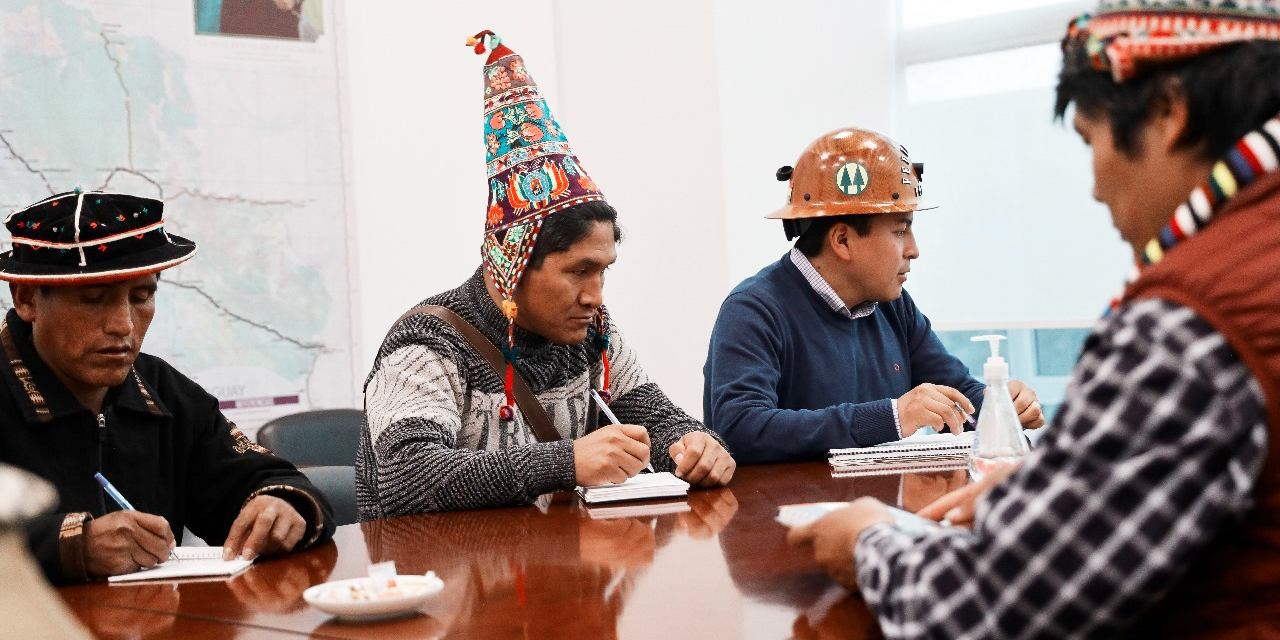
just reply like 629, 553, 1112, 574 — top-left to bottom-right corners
703, 254, 984, 463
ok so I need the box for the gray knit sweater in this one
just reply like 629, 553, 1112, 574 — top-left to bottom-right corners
355, 268, 718, 519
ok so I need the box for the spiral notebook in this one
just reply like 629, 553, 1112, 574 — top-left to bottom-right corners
828, 432, 974, 471
107, 547, 253, 583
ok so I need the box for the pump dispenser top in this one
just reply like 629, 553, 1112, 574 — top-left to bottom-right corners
971, 334, 1008, 381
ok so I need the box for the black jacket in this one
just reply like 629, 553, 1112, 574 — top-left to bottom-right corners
0, 310, 334, 583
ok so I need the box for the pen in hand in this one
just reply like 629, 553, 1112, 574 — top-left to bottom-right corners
589, 388, 654, 473
94, 472, 177, 562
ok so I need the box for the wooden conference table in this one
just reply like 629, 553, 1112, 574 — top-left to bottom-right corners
59, 462, 969, 639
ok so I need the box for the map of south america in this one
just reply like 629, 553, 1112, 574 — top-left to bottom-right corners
0, 0, 358, 429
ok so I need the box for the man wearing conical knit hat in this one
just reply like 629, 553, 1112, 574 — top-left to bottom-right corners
703, 128, 1045, 464
789, 2, 1280, 637
356, 31, 734, 518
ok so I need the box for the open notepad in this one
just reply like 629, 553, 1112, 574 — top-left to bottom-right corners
576, 471, 690, 504
107, 547, 253, 583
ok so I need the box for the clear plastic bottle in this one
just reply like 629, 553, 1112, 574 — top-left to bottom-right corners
968, 335, 1030, 481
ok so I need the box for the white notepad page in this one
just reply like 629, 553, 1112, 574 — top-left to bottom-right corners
107, 546, 253, 583
576, 471, 690, 504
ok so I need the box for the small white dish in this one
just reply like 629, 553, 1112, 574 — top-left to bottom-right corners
303, 572, 444, 622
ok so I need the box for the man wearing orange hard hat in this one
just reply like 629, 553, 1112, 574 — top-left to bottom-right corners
703, 128, 1044, 463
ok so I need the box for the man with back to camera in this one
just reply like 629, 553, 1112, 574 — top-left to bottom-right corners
355, 31, 734, 518
702, 128, 1045, 464
0, 189, 334, 584
789, 1, 1280, 636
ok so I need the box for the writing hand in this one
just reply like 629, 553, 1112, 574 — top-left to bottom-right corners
83, 510, 175, 578
573, 424, 650, 485
897, 383, 975, 436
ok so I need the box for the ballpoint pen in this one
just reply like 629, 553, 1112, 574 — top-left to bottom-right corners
93, 472, 135, 511
94, 472, 176, 561
589, 388, 654, 473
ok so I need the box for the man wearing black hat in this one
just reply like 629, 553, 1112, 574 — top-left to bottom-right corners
0, 190, 334, 584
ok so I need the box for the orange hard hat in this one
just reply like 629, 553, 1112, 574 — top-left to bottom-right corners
768, 127, 935, 220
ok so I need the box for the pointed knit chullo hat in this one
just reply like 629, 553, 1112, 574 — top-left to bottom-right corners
466, 30, 612, 421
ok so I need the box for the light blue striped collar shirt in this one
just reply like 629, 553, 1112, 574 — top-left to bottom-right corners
788, 248, 877, 320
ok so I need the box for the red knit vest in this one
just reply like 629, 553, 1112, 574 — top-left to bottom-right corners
1124, 169, 1280, 637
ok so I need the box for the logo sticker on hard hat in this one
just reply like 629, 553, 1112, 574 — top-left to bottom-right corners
836, 162, 870, 196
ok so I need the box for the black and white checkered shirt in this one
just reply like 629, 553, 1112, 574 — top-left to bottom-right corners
855, 298, 1268, 638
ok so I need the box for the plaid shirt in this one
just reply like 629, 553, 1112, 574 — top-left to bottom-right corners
855, 298, 1268, 639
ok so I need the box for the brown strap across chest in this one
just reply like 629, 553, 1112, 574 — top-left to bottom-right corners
392, 305, 561, 444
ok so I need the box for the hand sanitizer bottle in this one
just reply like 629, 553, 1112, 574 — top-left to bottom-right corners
968, 335, 1030, 481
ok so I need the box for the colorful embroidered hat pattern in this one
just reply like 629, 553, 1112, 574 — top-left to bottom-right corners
1065, 0, 1280, 82
466, 30, 612, 420
470, 30, 606, 305
0, 190, 196, 285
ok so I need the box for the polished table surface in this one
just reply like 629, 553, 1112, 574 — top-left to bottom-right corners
59, 462, 968, 639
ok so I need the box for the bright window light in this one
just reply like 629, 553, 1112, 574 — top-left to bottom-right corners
902, 0, 1072, 29
906, 43, 1063, 104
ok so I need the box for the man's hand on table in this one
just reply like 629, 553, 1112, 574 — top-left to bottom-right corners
84, 510, 176, 578
669, 431, 735, 487
1008, 380, 1047, 429
222, 495, 307, 561
787, 497, 893, 591
916, 463, 1018, 528
897, 383, 975, 436
574, 424, 651, 485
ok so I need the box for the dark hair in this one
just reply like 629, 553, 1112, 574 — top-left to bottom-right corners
1055, 40, 1280, 159
524, 201, 621, 270
793, 215, 874, 258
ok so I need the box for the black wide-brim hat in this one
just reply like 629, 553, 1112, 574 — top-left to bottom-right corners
0, 190, 197, 285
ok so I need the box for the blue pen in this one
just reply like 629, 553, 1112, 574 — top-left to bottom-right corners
94, 472, 135, 511
94, 472, 175, 561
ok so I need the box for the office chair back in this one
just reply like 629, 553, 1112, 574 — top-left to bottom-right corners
256, 408, 363, 467
299, 465, 358, 526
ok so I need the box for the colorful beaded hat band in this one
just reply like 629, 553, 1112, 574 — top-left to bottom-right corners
1064, 1, 1280, 83
467, 30, 612, 420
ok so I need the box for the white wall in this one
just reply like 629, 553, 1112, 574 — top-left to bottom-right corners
714, 0, 899, 286
550, 0, 729, 415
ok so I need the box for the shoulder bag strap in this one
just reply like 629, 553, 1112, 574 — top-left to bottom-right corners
392, 305, 561, 443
